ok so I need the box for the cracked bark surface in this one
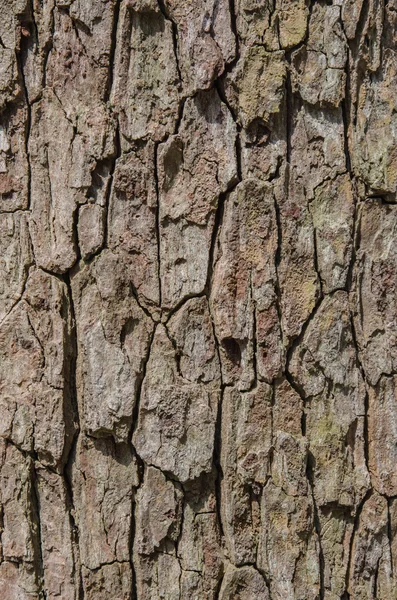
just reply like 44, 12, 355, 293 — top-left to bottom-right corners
2, 0, 397, 599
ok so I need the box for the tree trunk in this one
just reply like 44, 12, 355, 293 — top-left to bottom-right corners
1, 0, 397, 598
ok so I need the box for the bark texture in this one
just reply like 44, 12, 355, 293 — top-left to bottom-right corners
1, 0, 397, 599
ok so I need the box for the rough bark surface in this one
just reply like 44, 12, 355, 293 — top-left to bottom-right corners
1, 1, 397, 599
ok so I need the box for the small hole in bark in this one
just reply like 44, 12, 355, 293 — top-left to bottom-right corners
367, 192, 397, 205
345, 418, 358, 450
162, 138, 183, 192
301, 411, 306, 436
291, 46, 306, 75
246, 118, 270, 147
222, 338, 241, 365
19, 19, 35, 61
251, 482, 262, 496
87, 158, 112, 203
120, 317, 138, 347
21, 24, 31, 38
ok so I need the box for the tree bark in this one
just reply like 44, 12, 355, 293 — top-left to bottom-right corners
1, 0, 397, 599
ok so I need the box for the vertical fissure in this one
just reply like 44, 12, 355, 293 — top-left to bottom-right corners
228, 0, 240, 61
129, 326, 156, 600
387, 498, 394, 577
129, 489, 139, 600
30, 462, 47, 599
250, 275, 258, 386
16, 25, 33, 212
105, 0, 122, 103
344, 489, 373, 597
306, 453, 325, 600
103, 122, 121, 252
62, 271, 84, 600
153, 142, 162, 310
285, 64, 293, 167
